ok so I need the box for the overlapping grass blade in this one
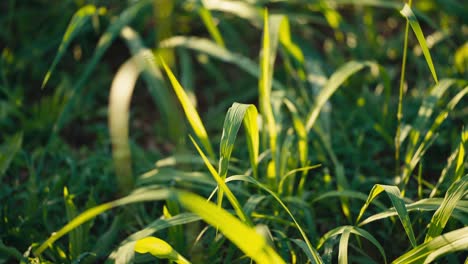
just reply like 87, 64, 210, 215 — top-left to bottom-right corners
159, 36, 286, 90
189, 136, 249, 224
41, 5, 106, 88
305, 61, 372, 131
202, 0, 261, 27
134, 236, 190, 264
259, 10, 283, 183
393, 227, 468, 264
109, 213, 200, 263
161, 59, 215, 159
425, 175, 468, 242
356, 184, 417, 248
0, 132, 22, 179
317, 225, 387, 264
175, 191, 285, 264
400, 4, 438, 83
359, 198, 468, 226
225, 175, 323, 263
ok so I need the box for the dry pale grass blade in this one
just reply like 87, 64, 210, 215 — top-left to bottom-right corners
108, 58, 140, 194
400, 4, 438, 83
393, 227, 468, 264
160, 59, 215, 159
41, 5, 106, 88
175, 191, 285, 264
425, 175, 468, 242
356, 184, 417, 248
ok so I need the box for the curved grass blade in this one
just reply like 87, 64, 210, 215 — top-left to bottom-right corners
425, 175, 468, 242
356, 184, 417, 248
393, 226, 468, 264
338, 227, 351, 264
42, 5, 106, 88
202, 0, 262, 27
317, 225, 387, 264
225, 175, 323, 263
189, 136, 249, 224
218, 103, 259, 206
175, 191, 285, 264
109, 213, 200, 263
108, 58, 140, 194
312, 190, 386, 211
161, 59, 215, 159
134, 236, 190, 264
400, 4, 438, 83
359, 198, 468, 226
305, 61, 372, 131
159, 36, 285, 90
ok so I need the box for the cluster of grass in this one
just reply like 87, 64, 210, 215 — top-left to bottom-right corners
1, 0, 467, 263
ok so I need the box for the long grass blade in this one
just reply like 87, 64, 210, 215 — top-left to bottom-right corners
175, 191, 285, 264
393, 227, 468, 264
134, 236, 190, 264
400, 4, 438, 83
41, 5, 106, 88
356, 184, 417, 248
199, 3, 225, 47
425, 175, 468, 242
0, 132, 22, 179
161, 59, 215, 159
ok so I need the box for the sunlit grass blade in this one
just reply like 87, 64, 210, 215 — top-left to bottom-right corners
109, 213, 200, 263
109, 57, 140, 194
259, 10, 283, 183
356, 184, 417, 248
41, 5, 106, 88
359, 198, 468, 226
175, 191, 285, 264
159, 36, 285, 90
161, 59, 215, 159
400, 4, 438, 83
218, 103, 259, 206
189, 136, 249, 224
33, 187, 172, 256
317, 225, 387, 264
305, 61, 372, 131
134, 236, 190, 264
284, 100, 308, 183
63, 187, 87, 260
202, 0, 262, 27
393, 226, 468, 264
279, 18, 304, 64
425, 175, 468, 242
225, 175, 323, 263
199, 3, 225, 47
0, 132, 22, 179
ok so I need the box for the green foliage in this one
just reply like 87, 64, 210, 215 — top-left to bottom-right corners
1, 0, 467, 263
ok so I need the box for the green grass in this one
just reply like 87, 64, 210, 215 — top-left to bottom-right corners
1, 0, 467, 263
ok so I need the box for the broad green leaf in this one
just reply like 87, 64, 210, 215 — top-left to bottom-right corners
176, 191, 285, 264
400, 4, 438, 83
108, 57, 139, 194
225, 175, 323, 264
159, 36, 285, 90
359, 198, 468, 226
0, 132, 22, 179
134, 237, 190, 264
305, 61, 372, 131
356, 185, 417, 248
393, 227, 468, 264
189, 136, 249, 224
42, 5, 106, 88
425, 175, 468, 242
317, 225, 387, 264
161, 59, 215, 159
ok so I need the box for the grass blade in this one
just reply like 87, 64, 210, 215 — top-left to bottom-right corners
161, 59, 215, 159
393, 227, 468, 264
338, 226, 351, 264
425, 175, 468, 242
0, 132, 22, 179
134, 236, 190, 264
400, 4, 438, 83
199, 3, 225, 47
305, 61, 371, 131
356, 184, 417, 248
41, 5, 106, 88
176, 191, 285, 264
108, 58, 140, 194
